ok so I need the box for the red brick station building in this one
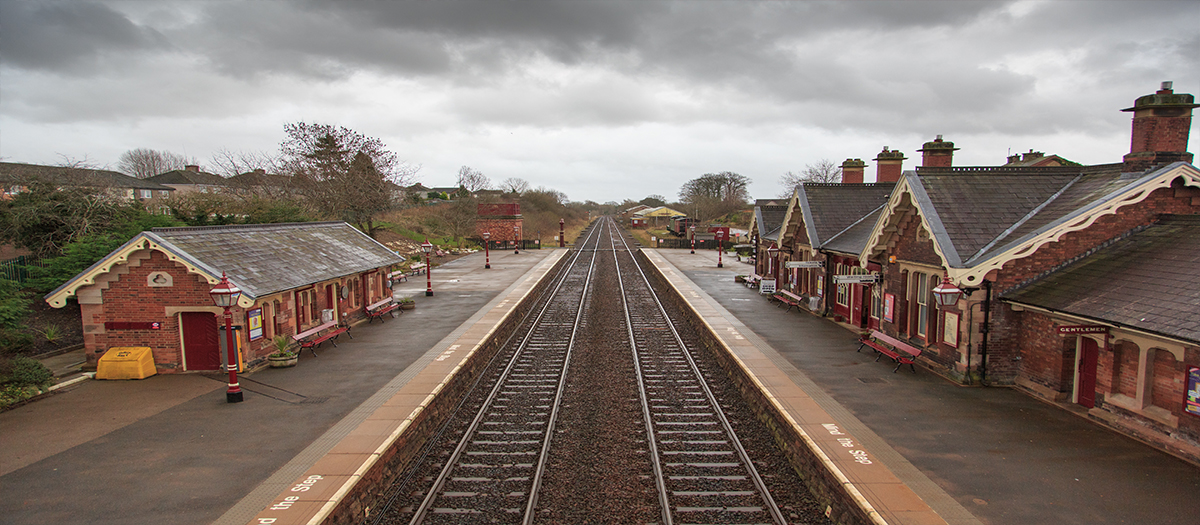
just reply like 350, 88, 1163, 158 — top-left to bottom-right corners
751, 83, 1200, 464
45, 222, 403, 373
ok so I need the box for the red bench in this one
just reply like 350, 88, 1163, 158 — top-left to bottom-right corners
857, 329, 922, 373
291, 320, 350, 357
366, 298, 399, 323
773, 290, 803, 312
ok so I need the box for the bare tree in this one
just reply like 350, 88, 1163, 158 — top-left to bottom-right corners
678, 171, 751, 221
779, 159, 842, 196
209, 148, 280, 177
456, 166, 491, 192
500, 177, 530, 195
117, 148, 197, 179
278, 122, 419, 237
55, 153, 104, 170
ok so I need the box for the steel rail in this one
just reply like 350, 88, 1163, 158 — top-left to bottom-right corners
408, 220, 604, 524
612, 222, 788, 525
609, 216, 674, 525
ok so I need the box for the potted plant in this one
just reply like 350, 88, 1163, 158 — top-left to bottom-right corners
397, 296, 416, 310
267, 335, 298, 368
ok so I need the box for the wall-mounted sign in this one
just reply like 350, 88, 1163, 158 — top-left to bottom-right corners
1186, 366, 1200, 418
834, 274, 879, 284
883, 293, 895, 324
247, 308, 263, 341
1057, 325, 1109, 335
104, 321, 161, 330
943, 311, 959, 346
786, 261, 823, 269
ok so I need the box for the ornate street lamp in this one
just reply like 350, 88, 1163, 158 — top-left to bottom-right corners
690, 225, 696, 254
208, 272, 243, 404
767, 244, 778, 277
932, 269, 963, 307
421, 238, 434, 296
513, 225, 520, 254
559, 218, 565, 247
482, 231, 491, 269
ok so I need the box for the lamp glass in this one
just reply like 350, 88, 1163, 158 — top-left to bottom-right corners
209, 275, 241, 307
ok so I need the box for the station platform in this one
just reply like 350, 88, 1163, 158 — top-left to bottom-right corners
647, 248, 1200, 525
0, 249, 565, 525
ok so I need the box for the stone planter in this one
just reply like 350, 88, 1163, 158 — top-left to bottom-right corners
268, 354, 298, 368
399, 302, 415, 310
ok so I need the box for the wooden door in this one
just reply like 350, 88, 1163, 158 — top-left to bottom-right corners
851, 284, 866, 328
181, 312, 220, 371
1077, 337, 1100, 408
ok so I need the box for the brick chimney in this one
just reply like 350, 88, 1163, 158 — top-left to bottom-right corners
873, 147, 906, 183
841, 158, 866, 184
185, 165, 200, 172
918, 135, 958, 167
1122, 81, 1197, 172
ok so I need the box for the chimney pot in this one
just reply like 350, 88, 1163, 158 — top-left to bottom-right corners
1122, 82, 1196, 171
185, 165, 199, 172
874, 147, 906, 183
840, 158, 867, 184
919, 135, 958, 167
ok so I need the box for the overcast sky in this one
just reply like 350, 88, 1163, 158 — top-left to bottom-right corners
2, 1, 1197, 203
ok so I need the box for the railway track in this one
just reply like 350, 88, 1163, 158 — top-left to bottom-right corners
378, 217, 819, 524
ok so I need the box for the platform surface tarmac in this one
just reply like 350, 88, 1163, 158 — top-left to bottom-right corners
650, 247, 1200, 525
0, 249, 559, 525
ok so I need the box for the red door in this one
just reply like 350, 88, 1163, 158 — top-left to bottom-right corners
1077, 338, 1100, 408
181, 312, 221, 371
851, 284, 866, 328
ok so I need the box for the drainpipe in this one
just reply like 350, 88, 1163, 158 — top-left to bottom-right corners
979, 280, 992, 387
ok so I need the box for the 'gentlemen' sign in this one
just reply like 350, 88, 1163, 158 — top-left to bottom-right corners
1057, 325, 1108, 335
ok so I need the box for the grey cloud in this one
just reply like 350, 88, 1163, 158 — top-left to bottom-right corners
0, 0, 168, 72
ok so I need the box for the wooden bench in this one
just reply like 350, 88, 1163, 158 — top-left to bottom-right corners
366, 297, 399, 323
773, 290, 803, 312
409, 263, 427, 276
857, 329, 922, 373
745, 273, 762, 289
388, 270, 408, 283
291, 320, 350, 357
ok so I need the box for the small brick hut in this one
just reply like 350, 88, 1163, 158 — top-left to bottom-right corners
45, 222, 404, 373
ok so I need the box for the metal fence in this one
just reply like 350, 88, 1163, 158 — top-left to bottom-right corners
0, 255, 46, 284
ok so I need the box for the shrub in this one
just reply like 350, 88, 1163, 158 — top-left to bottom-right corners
0, 355, 54, 390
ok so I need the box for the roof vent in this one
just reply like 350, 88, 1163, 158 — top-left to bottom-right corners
1162, 81, 1173, 91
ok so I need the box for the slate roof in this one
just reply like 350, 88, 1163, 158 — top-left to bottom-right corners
753, 202, 789, 241
911, 164, 1147, 266
799, 183, 894, 246
0, 162, 173, 191
822, 207, 886, 255
146, 168, 230, 187
47, 222, 404, 305
1003, 215, 1200, 343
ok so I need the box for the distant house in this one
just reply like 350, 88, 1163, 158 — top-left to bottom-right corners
1000, 150, 1080, 168
634, 206, 687, 226
145, 165, 230, 194
226, 169, 297, 198
45, 222, 405, 373
0, 161, 174, 210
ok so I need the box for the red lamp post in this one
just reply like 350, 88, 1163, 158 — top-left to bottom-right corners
209, 272, 243, 404
422, 238, 434, 296
559, 218, 565, 247
716, 230, 725, 268
690, 225, 696, 254
513, 225, 520, 254
482, 231, 491, 269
